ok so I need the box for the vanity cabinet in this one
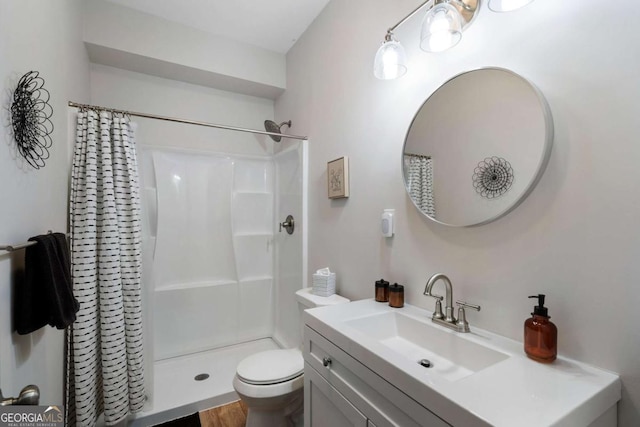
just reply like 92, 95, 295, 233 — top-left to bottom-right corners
305, 367, 367, 427
304, 326, 450, 427
304, 300, 620, 427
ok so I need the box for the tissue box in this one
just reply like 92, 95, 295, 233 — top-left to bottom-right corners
312, 268, 336, 296
312, 282, 335, 296
312, 286, 335, 297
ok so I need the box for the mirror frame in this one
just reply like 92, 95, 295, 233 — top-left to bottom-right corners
402, 67, 554, 227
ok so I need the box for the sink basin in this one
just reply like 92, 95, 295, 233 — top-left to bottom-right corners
345, 311, 509, 381
304, 299, 621, 426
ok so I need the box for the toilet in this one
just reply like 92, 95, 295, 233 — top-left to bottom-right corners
233, 287, 350, 427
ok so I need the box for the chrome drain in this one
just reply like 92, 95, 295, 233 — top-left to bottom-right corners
194, 373, 210, 381
418, 359, 433, 368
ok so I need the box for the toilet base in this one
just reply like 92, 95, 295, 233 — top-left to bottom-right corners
233, 374, 304, 427
240, 387, 303, 427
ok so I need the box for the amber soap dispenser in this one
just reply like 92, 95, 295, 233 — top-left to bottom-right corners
524, 294, 557, 363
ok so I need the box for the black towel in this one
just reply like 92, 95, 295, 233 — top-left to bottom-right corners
14, 233, 80, 334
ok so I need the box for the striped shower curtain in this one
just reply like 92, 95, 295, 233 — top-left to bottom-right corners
66, 110, 145, 426
406, 155, 436, 218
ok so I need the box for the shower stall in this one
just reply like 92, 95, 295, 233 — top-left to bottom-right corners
132, 140, 307, 424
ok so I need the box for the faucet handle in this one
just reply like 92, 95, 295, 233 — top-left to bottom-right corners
424, 292, 445, 319
423, 295, 444, 320
433, 300, 444, 320
456, 301, 480, 311
455, 301, 480, 333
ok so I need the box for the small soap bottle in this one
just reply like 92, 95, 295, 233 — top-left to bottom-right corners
375, 279, 389, 302
389, 283, 404, 308
524, 294, 557, 363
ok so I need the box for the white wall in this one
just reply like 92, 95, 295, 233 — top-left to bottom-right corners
276, 0, 640, 424
90, 64, 275, 156
84, 0, 286, 99
0, 0, 90, 406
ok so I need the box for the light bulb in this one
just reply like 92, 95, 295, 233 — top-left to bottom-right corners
420, 2, 463, 53
374, 38, 408, 80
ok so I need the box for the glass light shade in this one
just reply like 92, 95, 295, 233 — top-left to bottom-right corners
488, 0, 535, 12
420, 2, 463, 53
373, 39, 408, 80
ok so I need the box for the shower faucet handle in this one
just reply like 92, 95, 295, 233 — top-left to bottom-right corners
279, 215, 295, 235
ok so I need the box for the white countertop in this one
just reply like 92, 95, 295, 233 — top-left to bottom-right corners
304, 299, 621, 427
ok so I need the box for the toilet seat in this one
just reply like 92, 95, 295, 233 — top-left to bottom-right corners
236, 349, 304, 385
233, 372, 304, 400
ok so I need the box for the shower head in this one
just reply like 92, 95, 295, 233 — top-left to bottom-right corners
264, 120, 292, 142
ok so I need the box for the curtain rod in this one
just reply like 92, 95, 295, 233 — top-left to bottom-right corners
68, 101, 308, 141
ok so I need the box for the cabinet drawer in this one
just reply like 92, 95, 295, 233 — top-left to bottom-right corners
304, 326, 450, 427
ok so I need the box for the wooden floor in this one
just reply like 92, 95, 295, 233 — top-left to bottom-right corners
199, 400, 248, 427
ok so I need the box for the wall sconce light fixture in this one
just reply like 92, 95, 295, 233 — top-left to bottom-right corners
373, 0, 534, 80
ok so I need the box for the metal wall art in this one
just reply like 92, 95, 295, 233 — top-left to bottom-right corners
472, 156, 514, 199
327, 156, 350, 199
11, 71, 54, 169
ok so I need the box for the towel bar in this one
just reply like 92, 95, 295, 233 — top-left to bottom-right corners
0, 231, 54, 252
0, 241, 38, 252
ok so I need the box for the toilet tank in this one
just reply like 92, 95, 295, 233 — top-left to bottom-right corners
295, 288, 349, 346
295, 287, 350, 309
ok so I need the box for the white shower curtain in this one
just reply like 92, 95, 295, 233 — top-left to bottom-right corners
407, 155, 436, 218
66, 110, 145, 426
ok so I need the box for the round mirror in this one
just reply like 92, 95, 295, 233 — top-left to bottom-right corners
402, 68, 553, 227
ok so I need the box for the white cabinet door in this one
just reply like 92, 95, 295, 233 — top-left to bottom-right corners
305, 363, 367, 427
304, 326, 450, 427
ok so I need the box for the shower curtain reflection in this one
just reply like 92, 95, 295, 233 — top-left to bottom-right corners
405, 154, 436, 218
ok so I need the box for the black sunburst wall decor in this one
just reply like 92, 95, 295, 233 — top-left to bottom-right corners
10, 71, 54, 169
472, 156, 514, 199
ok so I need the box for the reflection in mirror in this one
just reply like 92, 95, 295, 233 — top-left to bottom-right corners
403, 68, 553, 227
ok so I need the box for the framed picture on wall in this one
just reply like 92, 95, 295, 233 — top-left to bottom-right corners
327, 156, 349, 199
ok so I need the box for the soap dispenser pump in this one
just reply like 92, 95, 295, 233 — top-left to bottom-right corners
524, 294, 557, 363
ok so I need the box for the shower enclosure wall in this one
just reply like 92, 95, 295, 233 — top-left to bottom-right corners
134, 142, 306, 424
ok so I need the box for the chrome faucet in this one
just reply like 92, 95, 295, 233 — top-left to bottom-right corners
423, 273, 480, 333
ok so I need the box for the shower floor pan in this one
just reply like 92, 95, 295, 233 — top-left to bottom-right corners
129, 338, 279, 426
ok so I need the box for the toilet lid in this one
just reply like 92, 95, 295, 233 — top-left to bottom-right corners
237, 349, 304, 385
